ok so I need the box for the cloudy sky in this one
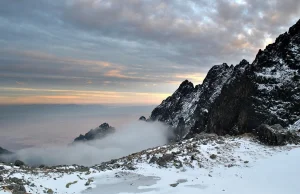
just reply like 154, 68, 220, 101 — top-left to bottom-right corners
0, 0, 299, 105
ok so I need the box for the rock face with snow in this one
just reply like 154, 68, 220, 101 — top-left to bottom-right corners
150, 62, 245, 140
73, 123, 115, 142
149, 19, 300, 141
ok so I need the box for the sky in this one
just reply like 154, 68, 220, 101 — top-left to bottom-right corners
0, 0, 299, 105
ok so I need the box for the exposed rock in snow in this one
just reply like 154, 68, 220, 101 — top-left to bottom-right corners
288, 119, 300, 131
0, 134, 299, 194
253, 124, 300, 145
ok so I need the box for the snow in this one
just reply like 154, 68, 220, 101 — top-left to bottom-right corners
86, 145, 300, 194
1, 136, 299, 194
288, 119, 300, 131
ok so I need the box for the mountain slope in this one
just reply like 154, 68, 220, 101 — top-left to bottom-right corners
149, 19, 300, 140
1, 134, 299, 194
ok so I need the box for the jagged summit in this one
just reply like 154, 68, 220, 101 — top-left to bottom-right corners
149, 19, 300, 144
73, 123, 115, 142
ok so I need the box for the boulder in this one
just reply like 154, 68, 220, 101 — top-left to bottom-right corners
5, 184, 26, 194
149, 156, 158, 164
156, 154, 174, 167
254, 124, 300, 145
14, 160, 25, 167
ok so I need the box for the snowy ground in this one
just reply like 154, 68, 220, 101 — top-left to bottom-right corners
0, 134, 299, 194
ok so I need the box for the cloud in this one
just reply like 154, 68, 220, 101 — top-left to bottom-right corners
0, 87, 170, 105
1, 121, 173, 166
0, 0, 299, 104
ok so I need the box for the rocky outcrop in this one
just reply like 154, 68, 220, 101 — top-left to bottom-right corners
206, 19, 300, 136
150, 63, 242, 140
254, 124, 300, 145
0, 147, 12, 155
73, 123, 115, 142
139, 116, 146, 121
149, 19, 300, 142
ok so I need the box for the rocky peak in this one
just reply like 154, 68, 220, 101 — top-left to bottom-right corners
288, 19, 300, 36
0, 147, 12, 155
174, 80, 194, 96
139, 116, 147, 121
150, 61, 237, 140
99, 123, 110, 130
149, 19, 300, 143
73, 123, 116, 142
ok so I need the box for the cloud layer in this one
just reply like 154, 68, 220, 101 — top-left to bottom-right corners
1, 121, 172, 166
0, 0, 299, 104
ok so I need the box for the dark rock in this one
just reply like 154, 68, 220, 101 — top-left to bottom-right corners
14, 160, 25, 167
124, 164, 136, 170
147, 19, 300, 141
139, 116, 147, 121
73, 123, 116, 142
0, 166, 4, 170
9, 177, 24, 185
156, 154, 174, 167
149, 156, 158, 164
210, 154, 217, 159
170, 183, 179, 187
0, 147, 12, 155
0, 176, 3, 182
5, 184, 26, 194
254, 124, 300, 145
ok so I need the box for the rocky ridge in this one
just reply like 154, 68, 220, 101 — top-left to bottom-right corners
148, 19, 300, 145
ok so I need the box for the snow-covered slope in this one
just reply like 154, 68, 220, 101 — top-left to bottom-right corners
1, 134, 299, 194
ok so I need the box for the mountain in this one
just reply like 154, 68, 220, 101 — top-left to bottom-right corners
0, 147, 12, 155
149, 19, 300, 143
73, 123, 115, 142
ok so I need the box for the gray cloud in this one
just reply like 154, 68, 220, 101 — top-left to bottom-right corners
0, 0, 299, 101
1, 121, 172, 166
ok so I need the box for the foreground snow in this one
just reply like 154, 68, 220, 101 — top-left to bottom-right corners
1, 135, 299, 194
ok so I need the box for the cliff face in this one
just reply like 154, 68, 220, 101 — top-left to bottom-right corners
207, 19, 300, 135
149, 63, 241, 139
149, 19, 300, 139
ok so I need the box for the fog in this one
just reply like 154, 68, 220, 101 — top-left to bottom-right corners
0, 105, 156, 150
1, 121, 172, 166
0, 105, 174, 166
